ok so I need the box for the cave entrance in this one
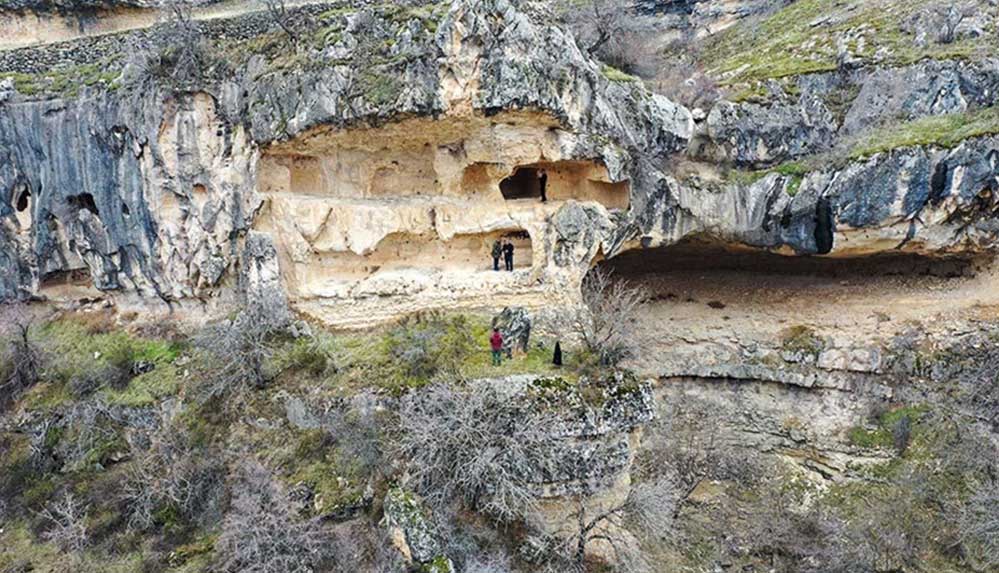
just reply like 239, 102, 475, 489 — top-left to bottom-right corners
500, 167, 544, 200
589, 237, 987, 314
498, 162, 631, 209
588, 237, 998, 369
12, 184, 32, 227
308, 230, 535, 287
595, 237, 981, 280
15, 188, 30, 212
68, 193, 99, 216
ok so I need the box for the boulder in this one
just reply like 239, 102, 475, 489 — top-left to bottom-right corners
492, 307, 531, 353
382, 488, 453, 571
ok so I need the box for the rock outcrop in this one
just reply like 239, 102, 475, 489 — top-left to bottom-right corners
0, 0, 997, 327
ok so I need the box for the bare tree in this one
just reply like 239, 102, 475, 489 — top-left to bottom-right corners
36, 492, 89, 555
325, 390, 386, 479
194, 298, 290, 404
58, 398, 126, 472
962, 479, 999, 568
959, 339, 999, 430
935, 3, 976, 44
558, 0, 632, 57
892, 414, 913, 455
557, 0, 671, 80
125, 0, 218, 87
634, 399, 758, 518
0, 303, 44, 411
394, 380, 566, 522
562, 268, 649, 368
264, 0, 300, 41
123, 422, 226, 532
534, 476, 678, 571
215, 461, 331, 573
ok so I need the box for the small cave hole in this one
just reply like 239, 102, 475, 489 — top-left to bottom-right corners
814, 198, 834, 255
930, 161, 949, 205
500, 167, 545, 201
15, 188, 30, 212
122, 202, 131, 216
68, 193, 100, 216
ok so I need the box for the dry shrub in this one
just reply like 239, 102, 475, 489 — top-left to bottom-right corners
561, 268, 650, 368
0, 303, 44, 411
394, 380, 561, 522
122, 422, 226, 534
215, 461, 331, 573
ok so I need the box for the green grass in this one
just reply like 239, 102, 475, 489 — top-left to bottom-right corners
0, 523, 62, 572
728, 82, 770, 104
33, 315, 184, 407
727, 160, 811, 193
601, 64, 641, 83
703, 0, 996, 86
780, 325, 824, 356
103, 363, 182, 407
847, 404, 929, 450
11, 62, 122, 99
322, 312, 569, 396
850, 105, 999, 158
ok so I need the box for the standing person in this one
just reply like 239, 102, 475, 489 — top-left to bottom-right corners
538, 169, 548, 203
490, 328, 504, 366
503, 240, 515, 271
553, 341, 563, 367
491, 240, 502, 271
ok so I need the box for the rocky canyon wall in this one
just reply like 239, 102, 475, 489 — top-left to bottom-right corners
0, 0, 997, 328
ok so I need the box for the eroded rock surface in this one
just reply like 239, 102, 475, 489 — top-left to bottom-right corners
0, 0, 997, 328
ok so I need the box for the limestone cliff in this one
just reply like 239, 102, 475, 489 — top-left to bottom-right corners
0, 0, 694, 325
1, 0, 995, 326
1, 1, 998, 571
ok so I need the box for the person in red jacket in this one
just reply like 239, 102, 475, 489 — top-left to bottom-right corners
490, 328, 504, 366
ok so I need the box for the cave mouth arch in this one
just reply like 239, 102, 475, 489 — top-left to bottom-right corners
496, 161, 631, 208
586, 236, 989, 312
500, 167, 544, 200
15, 187, 30, 212
299, 228, 538, 296
593, 237, 982, 282
68, 193, 100, 216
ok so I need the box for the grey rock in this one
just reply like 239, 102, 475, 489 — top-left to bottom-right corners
706, 94, 837, 167
382, 488, 451, 567
842, 59, 999, 136
817, 346, 884, 374
492, 307, 531, 354
284, 395, 321, 431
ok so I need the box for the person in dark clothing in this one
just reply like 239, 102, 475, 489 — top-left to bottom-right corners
503, 241, 515, 271
491, 240, 502, 271
490, 328, 504, 366
538, 169, 548, 203
553, 341, 563, 367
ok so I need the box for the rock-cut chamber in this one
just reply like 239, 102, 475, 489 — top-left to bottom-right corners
254, 113, 631, 326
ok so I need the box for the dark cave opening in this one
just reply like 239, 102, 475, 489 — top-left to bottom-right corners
68, 193, 100, 216
594, 237, 985, 283
500, 167, 544, 200
15, 188, 30, 212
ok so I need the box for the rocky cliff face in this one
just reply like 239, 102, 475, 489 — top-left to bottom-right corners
1, 1, 997, 570
0, 0, 695, 325
1, 0, 997, 325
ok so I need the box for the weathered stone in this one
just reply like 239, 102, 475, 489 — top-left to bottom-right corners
382, 488, 452, 569
492, 307, 531, 353
706, 94, 837, 166
817, 346, 883, 374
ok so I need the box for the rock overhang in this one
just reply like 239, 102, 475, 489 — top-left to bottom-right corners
1, 0, 997, 322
